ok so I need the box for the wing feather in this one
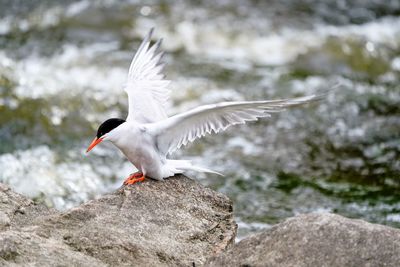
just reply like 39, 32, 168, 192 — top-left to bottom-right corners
125, 28, 170, 123
149, 94, 324, 155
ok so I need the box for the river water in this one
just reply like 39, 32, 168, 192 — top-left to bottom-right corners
0, 0, 399, 239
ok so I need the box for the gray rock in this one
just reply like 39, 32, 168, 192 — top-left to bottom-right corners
207, 213, 400, 267
0, 175, 236, 266
0, 183, 57, 230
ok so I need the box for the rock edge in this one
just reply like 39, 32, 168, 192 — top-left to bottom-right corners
207, 213, 400, 267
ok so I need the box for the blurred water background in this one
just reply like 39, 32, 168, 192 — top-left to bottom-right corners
0, 0, 399, 239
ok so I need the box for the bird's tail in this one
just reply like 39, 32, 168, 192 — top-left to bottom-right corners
163, 159, 223, 177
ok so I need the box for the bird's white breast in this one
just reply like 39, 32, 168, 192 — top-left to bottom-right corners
110, 122, 164, 180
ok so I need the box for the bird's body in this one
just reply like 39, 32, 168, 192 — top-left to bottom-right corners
86, 28, 333, 184
109, 121, 163, 180
106, 120, 221, 180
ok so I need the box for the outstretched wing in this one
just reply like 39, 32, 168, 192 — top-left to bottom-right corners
149, 94, 324, 155
125, 28, 171, 123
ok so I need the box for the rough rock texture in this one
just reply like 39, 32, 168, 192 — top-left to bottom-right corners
207, 213, 400, 267
4, 178, 400, 267
0, 175, 236, 266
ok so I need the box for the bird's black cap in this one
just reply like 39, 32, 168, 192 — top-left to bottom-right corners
97, 118, 126, 138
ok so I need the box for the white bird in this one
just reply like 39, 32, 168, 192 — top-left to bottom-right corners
86, 28, 329, 185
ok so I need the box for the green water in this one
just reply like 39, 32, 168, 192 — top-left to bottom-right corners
0, 0, 399, 238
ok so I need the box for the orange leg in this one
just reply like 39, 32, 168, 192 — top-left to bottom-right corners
123, 172, 145, 185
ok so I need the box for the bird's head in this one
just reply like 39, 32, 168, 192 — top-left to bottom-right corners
86, 118, 126, 153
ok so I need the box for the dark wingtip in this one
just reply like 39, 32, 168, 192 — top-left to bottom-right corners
148, 27, 155, 39
317, 81, 343, 98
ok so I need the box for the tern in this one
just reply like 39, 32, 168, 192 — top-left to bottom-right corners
86, 28, 328, 185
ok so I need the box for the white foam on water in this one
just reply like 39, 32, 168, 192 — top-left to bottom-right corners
1, 0, 399, 71
1, 42, 125, 100
0, 145, 129, 210
167, 77, 245, 115
387, 214, 400, 223
235, 218, 271, 241
138, 16, 400, 67
227, 136, 264, 156
0, 0, 92, 34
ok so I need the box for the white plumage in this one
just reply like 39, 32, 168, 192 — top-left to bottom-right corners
125, 28, 170, 123
88, 28, 331, 183
148, 95, 322, 155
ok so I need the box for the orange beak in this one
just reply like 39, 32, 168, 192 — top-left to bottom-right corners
86, 137, 103, 153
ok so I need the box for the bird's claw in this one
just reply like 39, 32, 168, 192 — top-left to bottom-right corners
123, 172, 145, 185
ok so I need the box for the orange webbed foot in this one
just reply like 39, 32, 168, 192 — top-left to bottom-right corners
123, 172, 145, 185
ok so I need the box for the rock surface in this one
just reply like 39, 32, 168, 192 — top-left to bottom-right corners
3, 178, 400, 267
207, 213, 400, 267
0, 175, 236, 266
